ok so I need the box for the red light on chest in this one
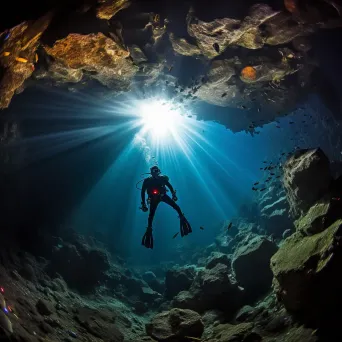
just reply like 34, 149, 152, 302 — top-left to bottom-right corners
152, 189, 159, 195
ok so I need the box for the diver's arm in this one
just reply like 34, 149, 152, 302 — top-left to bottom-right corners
165, 180, 175, 194
166, 180, 178, 201
141, 180, 147, 204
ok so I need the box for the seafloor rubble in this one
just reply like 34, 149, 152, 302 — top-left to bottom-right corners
0, 0, 342, 132
1, 147, 342, 341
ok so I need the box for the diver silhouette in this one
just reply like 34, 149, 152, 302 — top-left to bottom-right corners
139, 166, 192, 249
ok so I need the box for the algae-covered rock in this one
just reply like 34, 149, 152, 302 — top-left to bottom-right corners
233, 236, 278, 302
271, 220, 342, 324
146, 308, 204, 342
295, 197, 342, 235
212, 322, 256, 342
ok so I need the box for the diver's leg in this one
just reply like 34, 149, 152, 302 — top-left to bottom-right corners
142, 198, 160, 249
161, 195, 182, 216
162, 195, 192, 236
148, 198, 160, 227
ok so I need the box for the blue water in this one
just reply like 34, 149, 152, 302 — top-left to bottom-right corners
7, 86, 340, 264
65, 93, 340, 264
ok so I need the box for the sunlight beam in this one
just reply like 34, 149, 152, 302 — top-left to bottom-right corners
138, 99, 184, 139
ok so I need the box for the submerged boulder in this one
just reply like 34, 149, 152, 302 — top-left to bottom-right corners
200, 263, 234, 295
142, 271, 164, 294
295, 197, 342, 235
233, 236, 278, 302
47, 242, 110, 293
283, 148, 332, 217
165, 266, 196, 299
173, 263, 243, 315
146, 308, 204, 342
205, 252, 231, 270
171, 290, 200, 312
271, 220, 342, 325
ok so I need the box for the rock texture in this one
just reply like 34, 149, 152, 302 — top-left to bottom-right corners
211, 322, 255, 342
283, 148, 332, 217
142, 271, 164, 294
0, 12, 53, 108
146, 308, 204, 342
259, 185, 293, 238
187, 4, 280, 59
169, 33, 202, 57
43, 33, 138, 90
205, 252, 231, 270
173, 263, 243, 315
271, 219, 342, 325
233, 236, 278, 302
47, 240, 110, 293
96, 0, 131, 20
165, 266, 195, 299
0, 245, 146, 342
294, 197, 342, 235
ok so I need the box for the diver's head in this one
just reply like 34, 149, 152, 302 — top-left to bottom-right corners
150, 166, 161, 178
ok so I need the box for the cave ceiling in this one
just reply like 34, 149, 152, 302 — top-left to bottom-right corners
0, 0, 341, 132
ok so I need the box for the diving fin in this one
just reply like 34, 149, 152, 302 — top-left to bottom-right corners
142, 227, 154, 249
180, 215, 192, 237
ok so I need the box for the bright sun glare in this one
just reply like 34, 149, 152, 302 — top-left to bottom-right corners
139, 100, 183, 138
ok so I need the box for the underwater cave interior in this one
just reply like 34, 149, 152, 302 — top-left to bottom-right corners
1, 0, 342, 341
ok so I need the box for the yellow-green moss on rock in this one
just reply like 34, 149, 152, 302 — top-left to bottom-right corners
212, 322, 254, 341
271, 219, 342, 323
295, 196, 342, 236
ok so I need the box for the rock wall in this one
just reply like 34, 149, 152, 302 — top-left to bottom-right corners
283, 148, 332, 217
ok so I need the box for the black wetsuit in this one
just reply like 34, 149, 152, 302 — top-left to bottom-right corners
141, 175, 182, 227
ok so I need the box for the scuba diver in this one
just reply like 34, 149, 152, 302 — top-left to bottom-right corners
139, 166, 192, 249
